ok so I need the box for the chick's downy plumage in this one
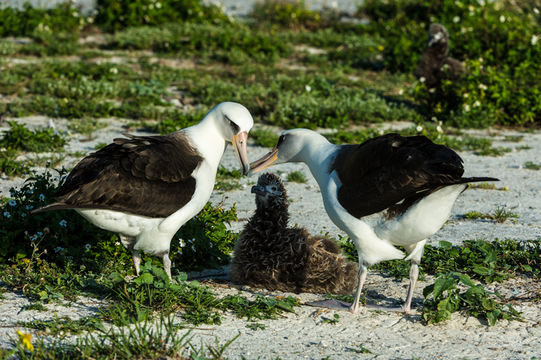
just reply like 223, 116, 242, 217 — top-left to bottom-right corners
415, 23, 464, 88
230, 173, 357, 294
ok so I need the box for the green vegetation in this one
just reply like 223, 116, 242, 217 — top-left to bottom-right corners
469, 183, 509, 191
320, 313, 340, 325
463, 206, 519, 224
422, 272, 522, 326
359, 0, 541, 127
524, 161, 541, 170
3, 314, 238, 359
215, 166, 243, 192
0, 122, 66, 153
251, 128, 279, 147
286, 170, 307, 183
341, 238, 539, 284
341, 237, 537, 325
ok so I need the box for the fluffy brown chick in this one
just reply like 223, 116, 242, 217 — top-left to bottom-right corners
230, 173, 358, 295
415, 23, 464, 88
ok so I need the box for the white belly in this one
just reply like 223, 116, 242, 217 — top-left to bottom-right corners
76, 159, 217, 256
375, 184, 466, 246
77, 209, 162, 237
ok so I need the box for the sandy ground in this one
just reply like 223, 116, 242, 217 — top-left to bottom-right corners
1, 116, 540, 358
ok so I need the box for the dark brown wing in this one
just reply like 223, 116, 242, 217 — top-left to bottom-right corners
333, 133, 467, 218
35, 133, 203, 218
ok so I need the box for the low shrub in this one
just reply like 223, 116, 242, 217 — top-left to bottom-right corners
106, 23, 291, 64
250, 0, 323, 30
95, 0, 229, 32
0, 3, 85, 37
0, 121, 66, 153
358, 0, 541, 126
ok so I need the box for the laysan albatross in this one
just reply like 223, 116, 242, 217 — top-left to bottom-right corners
250, 129, 498, 313
34, 102, 254, 279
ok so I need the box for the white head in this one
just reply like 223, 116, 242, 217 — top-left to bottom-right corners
209, 102, 254, 175
249, 128, 327, 172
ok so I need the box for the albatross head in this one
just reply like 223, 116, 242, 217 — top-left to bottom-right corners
249, 128, 326, 173
213, 102, 254, 175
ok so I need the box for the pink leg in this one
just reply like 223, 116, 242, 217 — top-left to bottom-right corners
349, 264, 367, 314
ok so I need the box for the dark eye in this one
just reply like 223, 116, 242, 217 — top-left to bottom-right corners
277, 135, 285, 146
271, 186, 277, 191
225, 115, 240, 133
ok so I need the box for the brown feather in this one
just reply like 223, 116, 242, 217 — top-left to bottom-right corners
34, 132, 203, 218
332, 133, 496, 219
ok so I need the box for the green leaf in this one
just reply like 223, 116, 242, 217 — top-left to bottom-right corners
109, 272, 124, 284
439, 240, 452, 249
473, 266, 492, 276
486, 311, 497, 326
432, 275, 456, 299
135, 272, 154, 285
456, 273, 475, 287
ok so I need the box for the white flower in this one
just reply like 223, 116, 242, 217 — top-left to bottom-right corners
478, 0, 485, 6
416, 125, 423, 132
179, 239, 186, 248
155, 2, 162, 8
473, 100, 481, 107
85, 244, 92, 250
453, 16, 460, 23
534, 8, 539, 14
468, 5, 475, 12
419, 76, 426, 83
463, 93, 469, 98
305, 85, 312, 92
109, 67, 118, 74
499, 15, 505, 23
398, 88, 404, 95
531, 35, 539, 46
115, 241, 120, 246
429, 88, 436, 93
478, 83, 487, 90
463, 104, 471, 112
436, 125, 443, 133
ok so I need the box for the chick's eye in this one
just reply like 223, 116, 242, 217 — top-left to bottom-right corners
271, 186, 277, 191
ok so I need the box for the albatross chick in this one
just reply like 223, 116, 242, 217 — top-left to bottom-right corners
230, 173, 358, 295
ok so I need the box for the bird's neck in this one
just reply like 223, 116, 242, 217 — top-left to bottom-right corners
254, 204, 289, 229
301, 141, 337, 189
182, 114, 227, 168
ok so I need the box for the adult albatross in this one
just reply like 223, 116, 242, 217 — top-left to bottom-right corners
250, 129, 497, 313
34, 102, 254, 279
